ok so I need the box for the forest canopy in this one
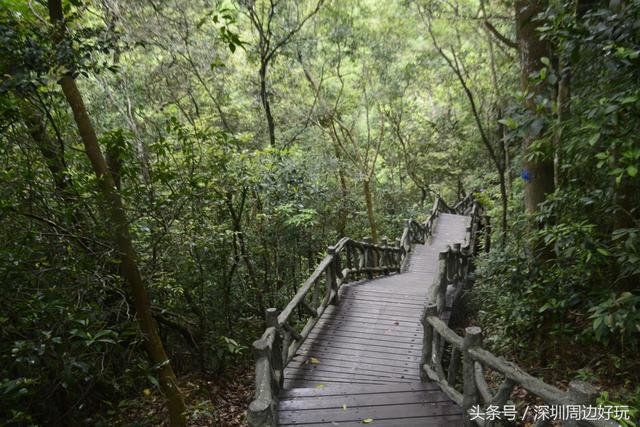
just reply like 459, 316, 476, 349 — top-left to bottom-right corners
0, 0, 638, 425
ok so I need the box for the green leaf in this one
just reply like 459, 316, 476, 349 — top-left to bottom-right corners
627, 165, 637, 177
498, 117, 517, 129
596, 248, 610, 256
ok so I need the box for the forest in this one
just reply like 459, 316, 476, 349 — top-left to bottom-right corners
0, 0, 638, 425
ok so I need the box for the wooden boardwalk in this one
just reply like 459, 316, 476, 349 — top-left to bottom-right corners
278, 213, 471, 426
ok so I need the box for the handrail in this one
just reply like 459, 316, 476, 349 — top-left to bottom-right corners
247, 195, 451, 426
420, 197, 621, 427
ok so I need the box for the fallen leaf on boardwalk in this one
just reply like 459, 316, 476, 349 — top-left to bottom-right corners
315, 383, 325, 389
393, 321, 400, 326
342, 404, 347, 410
309, 357, 320, 364
362, 418, 374, 423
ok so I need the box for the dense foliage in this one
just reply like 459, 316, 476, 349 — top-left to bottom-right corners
0, 0, 638, 425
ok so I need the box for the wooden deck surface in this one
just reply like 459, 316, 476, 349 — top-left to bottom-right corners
278, 213, 470, 426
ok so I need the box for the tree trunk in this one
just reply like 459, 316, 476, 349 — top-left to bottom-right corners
20, 102, 69, 195
498, 175, 508, 247
259, 62, 276, 146
48, 2, 187, 425
515, 0, 555, 215
554, 58, 570, 189
330, 137, 349, 237
363, 179, 377, 242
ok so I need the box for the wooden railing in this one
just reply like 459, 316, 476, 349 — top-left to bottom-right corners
420, 198, 621, 427
247, 196, 450, 426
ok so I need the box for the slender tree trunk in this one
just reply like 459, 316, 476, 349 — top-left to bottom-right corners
20, 101, 71, 198
515, 0, 555, 215
47, 2, 187, 425
498, 176, 508, 247
554, 58, 570, 189
481, 0, 510, 245
363, 179, 377, 242
259, 62, 276, 146
331, 137, 349, 237
19, 100, 91, 229
503, 125, 512, 195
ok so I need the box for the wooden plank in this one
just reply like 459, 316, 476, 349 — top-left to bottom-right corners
312, 311, 421, 327
278, 389, 452, 410
334, 300, 425, 312
294, 346, 421, 364
312, 318, 422, 336
285, 365, 420, 382
283, 376, 398, 387
289, 353, 418, 371
307, 331, 422, 350
278, 415, 465, 426
306, 328, 421, 345
341, 290, 428, 302
283, 371, 409, 384
299, 337, 420, 355
319, 311, 422, 324
280, 382, 440, 398
278, 401, 463, 424
286, 359, 418, 377
336, 297, 425, 310
285, 359, 416, 377
312, 316, 421, 332
284, 363, 416, 381
345, 288, 429, 298
328, 304, 423, 318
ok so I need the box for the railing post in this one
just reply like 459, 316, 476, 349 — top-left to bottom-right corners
436, 251, 448, 315
363, 237, 374, 279
405, 220, 412, 244
265, 308, 283, 390
462, 327, 482, 427
453, 243, 462, 285
327, 246, 340, 306
345, 242, 353, 270
395, 238, 402, 267
248, 336, 277, 427
381, 237, 389, 275
420, 303, 438, 382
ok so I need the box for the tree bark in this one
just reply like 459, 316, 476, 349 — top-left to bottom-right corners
47, 2, 187, 425
515, 0, 555, 215
333, 142, 349, 237
363, 179, 377, 242
259, 62, 276, 146
20, 102, 69, 194
554, 58, 570, 189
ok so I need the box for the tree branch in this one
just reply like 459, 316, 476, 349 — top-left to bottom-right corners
484, 20, 518, 50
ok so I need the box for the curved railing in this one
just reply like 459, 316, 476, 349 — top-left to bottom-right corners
247, 195, 452, 426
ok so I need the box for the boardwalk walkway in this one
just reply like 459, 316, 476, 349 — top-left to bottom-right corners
278, 213, 470, 426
